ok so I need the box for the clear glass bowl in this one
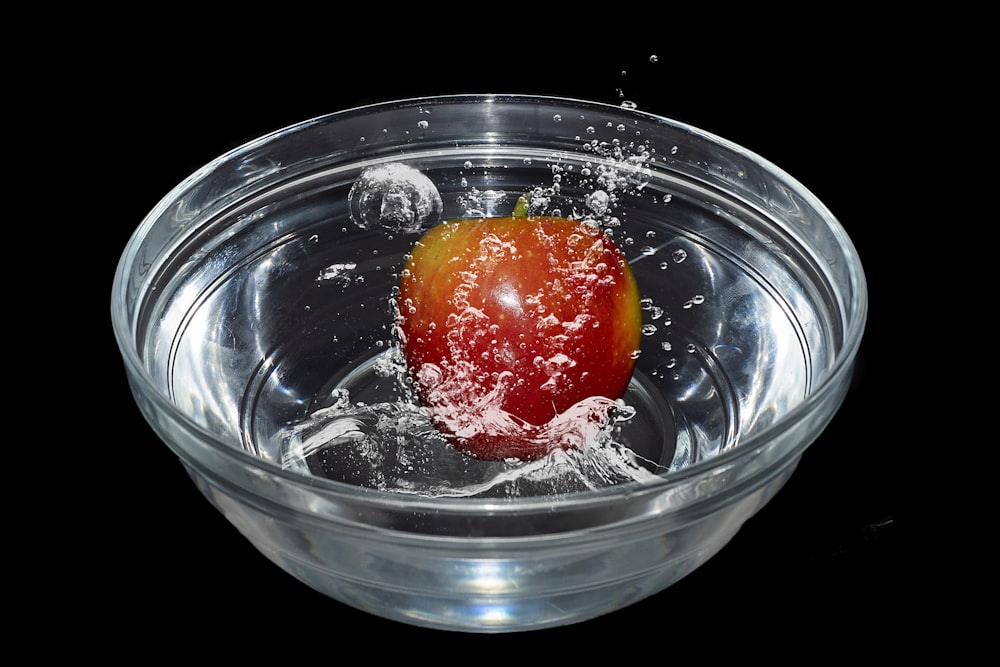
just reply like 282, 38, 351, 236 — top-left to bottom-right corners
111, 94, 867, 632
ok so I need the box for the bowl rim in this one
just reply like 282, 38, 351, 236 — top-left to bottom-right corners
111, 93, 868, 513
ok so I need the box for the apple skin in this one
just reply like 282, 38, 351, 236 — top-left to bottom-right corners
398, 215, 642, 461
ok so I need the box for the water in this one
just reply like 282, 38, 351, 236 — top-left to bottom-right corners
153, 113, 828, 499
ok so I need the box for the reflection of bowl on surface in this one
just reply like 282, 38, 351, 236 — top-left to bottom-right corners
111, 95, 866, 632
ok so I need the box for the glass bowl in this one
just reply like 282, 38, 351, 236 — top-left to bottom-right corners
111, 94, 867, 632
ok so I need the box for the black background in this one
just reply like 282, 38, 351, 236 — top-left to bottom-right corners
79, 21, 924, 654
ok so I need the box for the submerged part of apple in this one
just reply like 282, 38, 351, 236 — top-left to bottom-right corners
397, 210, 643, 461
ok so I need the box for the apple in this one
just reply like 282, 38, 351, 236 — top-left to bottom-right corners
397, 202, 642, 461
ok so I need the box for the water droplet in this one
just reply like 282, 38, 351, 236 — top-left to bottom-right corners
349, 162, 443, 233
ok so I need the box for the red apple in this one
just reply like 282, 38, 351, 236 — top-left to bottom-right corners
398, 210, 642, 460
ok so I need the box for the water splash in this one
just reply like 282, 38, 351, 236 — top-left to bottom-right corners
279, 378, 662, 497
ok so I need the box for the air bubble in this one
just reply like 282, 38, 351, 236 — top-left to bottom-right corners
681, 295, 703, 310
585, 189, 611, 215
417, 120, 429, 129
349, 162, 443, 234
463, 160, 473, 169
553, 114, 562, 122
641, 324, 657, 336
672, 248, 687, 263
640, 246, 656, 256
649, 54, 659, 63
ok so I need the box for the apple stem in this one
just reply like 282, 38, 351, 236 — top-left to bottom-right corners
513, 195, 529, 218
